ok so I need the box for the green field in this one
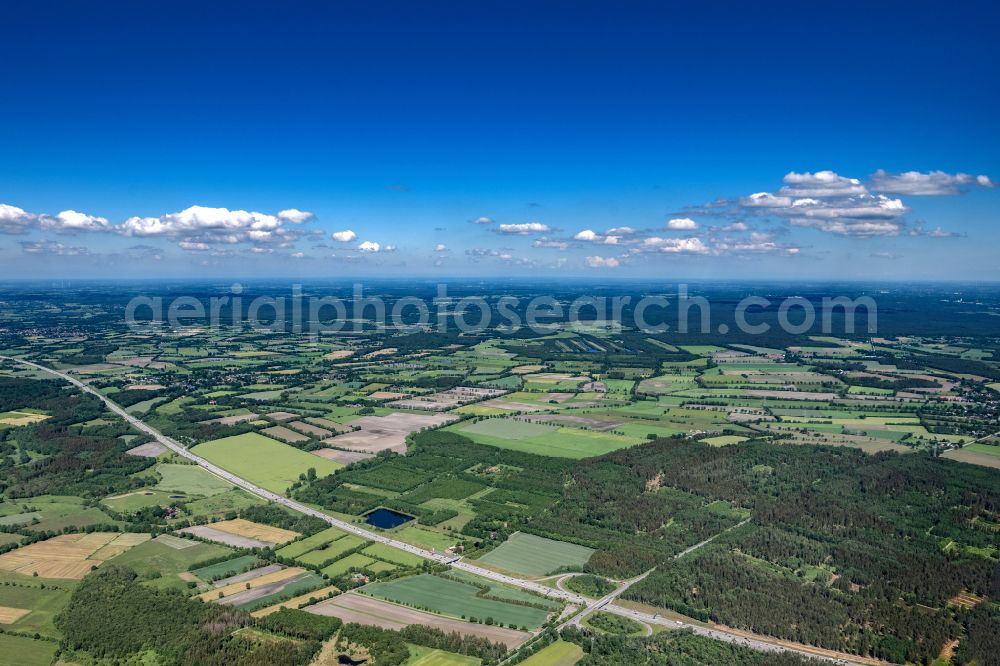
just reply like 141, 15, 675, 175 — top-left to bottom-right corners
108, 536, 233, 577
445, 570, 560, 609
361, 573, 552, 628
461, 419, 557, 440
154, 463, 234, 496
0, 571, 74, 639
964, 443, 1000, 457
0, 495, 121, 533
296, 534, 366, 564
0, 633, 58, 666
183, 488, 265, 520
102, 489, 183, 513
361, 542, 426, 567
406, 644, 481, 666
393, 524, 461, 551
477, 532, 594, 577
194, 433, 341, 494
321, 553, 378, 577
449, 420, 637, 459
237, 571, 326, 610
519, 639, 583, 666
190, 555, 261, 581
276, 526, 348, 559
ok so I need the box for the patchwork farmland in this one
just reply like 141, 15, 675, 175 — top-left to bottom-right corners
1, 286, 999, 665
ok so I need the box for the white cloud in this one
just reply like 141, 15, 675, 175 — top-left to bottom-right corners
466, 248, 526, 264
434, 243, 448, 252
666, 217, 698, 230
790, 195, 906, 221
870, 169, 996, 195
787, 194, 907, 237
20, 240, 91, 256
117, 205, 305, 252
722, 222, 749, 232
291, 251, 306, 259
469, 216, 495, 224
277, 209, 315, 223
740, 192, 792, 208
467, 248, 502, 258
585, 255, 620, 268
331, 229, 358, 242
496, 222, 550, 235
0, 204, 37, 234
713, 232, 800, 255
925, 226, 962, 238
39, 210, 111, 234
358, 241, 381, 252
120, 206, 282, 238
642, 237, 710, 253
791, 218, 903, 237
532, 238, 569, 250
178, 241, 211, 251
779, 170, 867, 197
606, 226, 635, 235
738, 172, 909, 238
575, 228, 624, 244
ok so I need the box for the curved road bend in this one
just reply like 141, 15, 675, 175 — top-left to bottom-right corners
2, 356, 880, 664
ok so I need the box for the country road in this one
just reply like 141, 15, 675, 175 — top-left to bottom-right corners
673, 516, 751, 559
2, 355, 882, 665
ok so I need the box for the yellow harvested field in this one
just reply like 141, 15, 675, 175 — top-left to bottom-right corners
511, 365, 545, 374
251, 585, 340, 617
323, 350, 354, 360
0, 532, 150, 579
208, 518, 299, 545
0, 606, 31, 624
948, 590, 984, 609
198, 566, 306, 601
0, 411, 49, 426
363, 347, 397, 358
91, 533, 152, 560
368, 391, 408, 400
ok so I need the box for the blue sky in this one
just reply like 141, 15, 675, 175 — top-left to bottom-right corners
1, 0, 998, 280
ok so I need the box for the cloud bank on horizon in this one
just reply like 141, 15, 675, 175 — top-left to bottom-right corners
1, 168, 993, 276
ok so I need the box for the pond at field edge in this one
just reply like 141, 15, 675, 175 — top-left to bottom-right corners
364, 508, 413, 529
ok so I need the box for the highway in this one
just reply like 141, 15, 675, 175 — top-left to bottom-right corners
558, 568, 653, 630
2, 355, 882, 664
0, 356, 585, 605
600, 604, 868, 666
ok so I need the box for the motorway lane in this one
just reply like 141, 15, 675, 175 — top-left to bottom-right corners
0, 356, 586, 606
0, 356, 880, 664
603, 603, 867, 665
558, 568, 653, 631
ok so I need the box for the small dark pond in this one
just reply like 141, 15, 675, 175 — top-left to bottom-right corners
337, 655, 367, 665
364, 507, 413, 529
